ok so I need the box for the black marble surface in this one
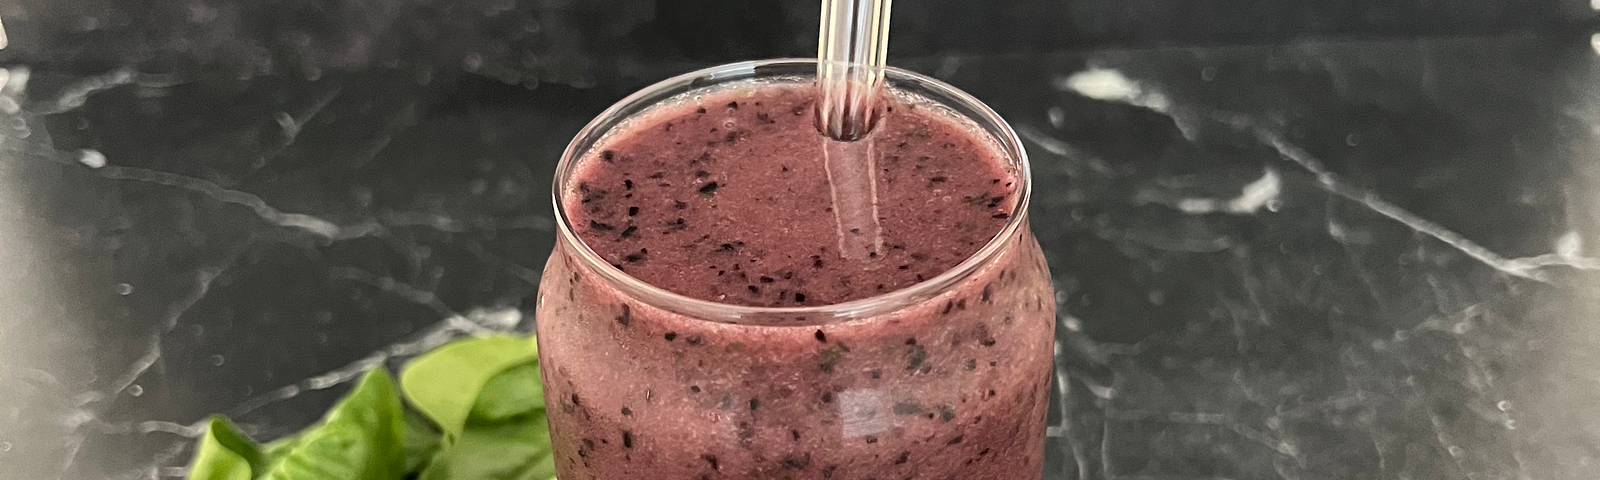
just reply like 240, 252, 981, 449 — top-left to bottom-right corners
4, 7, 1600, 480
2, 0, 1596, 71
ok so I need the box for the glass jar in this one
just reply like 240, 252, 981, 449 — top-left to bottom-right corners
536, 59, 1055, 480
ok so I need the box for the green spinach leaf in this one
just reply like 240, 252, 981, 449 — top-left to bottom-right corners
468, 362, 544, 424
187, 416, 265, 480
261, 433, 304, 459
399, 335, 540, 438
419, 412, 555, 480
410, 338, 555, 480
187, 334, 559, 480
258, 367, 406, 480
402, 408, 443, 474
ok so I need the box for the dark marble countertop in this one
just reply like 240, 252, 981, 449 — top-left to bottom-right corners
4, 23, 1600, 480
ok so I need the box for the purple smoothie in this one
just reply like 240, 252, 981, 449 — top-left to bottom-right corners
537, 81, 1055, 480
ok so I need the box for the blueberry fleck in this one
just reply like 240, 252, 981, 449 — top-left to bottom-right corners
616, 305, 632, 326
905, 344, 927, 371
893, 402, 923, 415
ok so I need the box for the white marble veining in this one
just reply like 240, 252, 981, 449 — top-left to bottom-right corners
3, 31, 1600, 480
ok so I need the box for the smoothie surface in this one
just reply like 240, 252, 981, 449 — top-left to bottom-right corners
563, 83, 1018, 307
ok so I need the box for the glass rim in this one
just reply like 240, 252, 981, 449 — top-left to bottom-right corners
552, 58, 1033, 324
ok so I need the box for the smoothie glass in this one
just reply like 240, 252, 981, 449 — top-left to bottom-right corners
536, 59, 1056, 480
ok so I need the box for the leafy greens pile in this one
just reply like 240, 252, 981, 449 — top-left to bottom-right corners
186, 335, 557, 480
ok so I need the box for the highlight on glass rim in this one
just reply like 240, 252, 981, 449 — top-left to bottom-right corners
2, 0, 1592, 479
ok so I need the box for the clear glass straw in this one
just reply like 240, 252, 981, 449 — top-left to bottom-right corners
816, 0, 892, 142
816, 0, 892, 263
